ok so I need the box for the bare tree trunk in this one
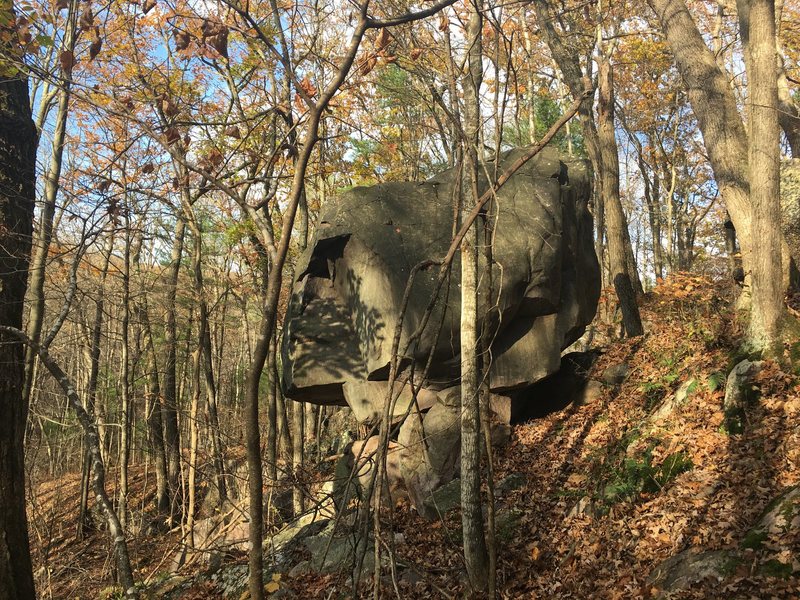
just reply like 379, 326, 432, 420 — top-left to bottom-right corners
266, 336, 278, 482
182, 198, 227, 505
2, 328, 138, 598
163, 216, 185, 524
119, 210, 132, 531
531, 1, 607, 281
291, 400, 305, 515
78, 231, 115, 538
460, 2, 489, 591
647, 0, 752, 262
186, 328, 201, 549
22, 7, 77, 406
597, 55, 644, 337
0, 59, 38, 600
142, 308, 169, 516
738, 0, 784, 352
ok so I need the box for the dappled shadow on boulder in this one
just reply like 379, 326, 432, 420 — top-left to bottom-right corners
282, 147, 601, 418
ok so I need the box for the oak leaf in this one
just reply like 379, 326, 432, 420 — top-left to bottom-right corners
298, 75, 317, 98
164, 127, 181, 146
358, 54, 377, 75
374, 28, 392, 53
89, 27, 102, 61
16, 17, 32, 46
79, 6, 93, 31
59, 50, 75, 74
161, 97, 179, 118
173, 28, 191, 51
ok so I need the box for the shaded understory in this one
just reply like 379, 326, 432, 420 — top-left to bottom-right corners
30, 277, 800, 598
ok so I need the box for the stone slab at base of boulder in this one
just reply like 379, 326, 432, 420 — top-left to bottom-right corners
397, 385, 512, 518
339, 437, 407, 507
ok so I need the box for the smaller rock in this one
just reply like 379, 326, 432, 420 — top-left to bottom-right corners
651, 378, 697, 422
399, 569, 423, 587
496, 473, 526, 497
421, 478, 461, 518
288, 560, 311, 578
647, 548, 740, 597
742, 486, 800, 556
575, 379, 603, 406
601, 363, 630, 385
206, 551, 223, 576
567, 495, 594, 518
723, 359, 763, 433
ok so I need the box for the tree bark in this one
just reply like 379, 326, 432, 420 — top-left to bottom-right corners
1, 328, 138, 598
647, 0, 752, 260
0, 56, 38, 600
163, 216, 185, 523
738, 0, 784, 352
78, 231, 115, 538
597, 56, 644, 337
22, 6, 77, 406
460, 2, 489, 591
118, 210, 132, 531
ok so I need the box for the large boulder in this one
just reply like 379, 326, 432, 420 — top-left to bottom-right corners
281, 147, 600, 515
282, 147, 600, 416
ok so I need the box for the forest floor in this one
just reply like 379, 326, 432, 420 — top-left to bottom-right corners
29, 276, 800, 599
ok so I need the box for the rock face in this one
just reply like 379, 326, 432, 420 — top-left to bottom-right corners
282, 147, 600, 410
282, 147, 600, 514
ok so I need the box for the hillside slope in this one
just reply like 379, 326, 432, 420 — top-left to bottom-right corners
30, 276, 800, 599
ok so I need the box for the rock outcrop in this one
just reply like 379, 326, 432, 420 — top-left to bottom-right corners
283, 147, 599, 409
281, 147, 600, 514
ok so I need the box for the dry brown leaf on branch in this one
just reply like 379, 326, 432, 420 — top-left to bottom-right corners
59, 50, 75, 74
224, 125, 241, 139
409, 47, 422, 60
16, 17, 32, 46
89, 27, 102, 61
161, 96, 179, 118
164, 127, 181, 146
79, 7, 93, 31
358, 54, 377, 75
173, 28, 191, 51
374, 28, 393, 53
201, 18, 228, 58
207, 31, 228, 58
298, 75, 317, 98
